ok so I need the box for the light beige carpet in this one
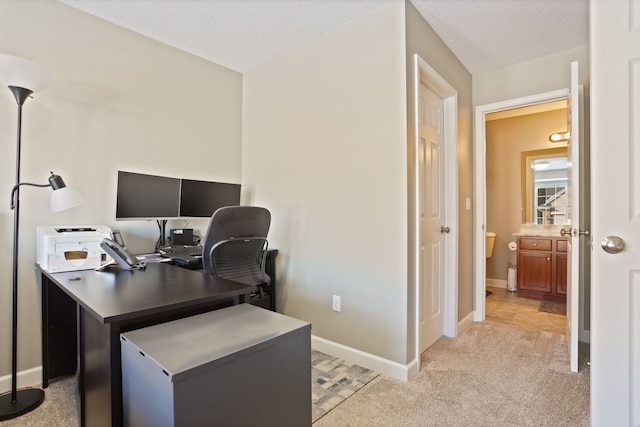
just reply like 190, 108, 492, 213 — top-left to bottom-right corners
0, 377, 77, 427
0, 351, 375, 426
314, 321, 590, 426
0, 321, 589, 426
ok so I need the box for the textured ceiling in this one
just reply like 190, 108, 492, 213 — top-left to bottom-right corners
56, 0, 588, 74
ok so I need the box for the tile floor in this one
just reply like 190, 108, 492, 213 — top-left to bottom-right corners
485, 286, 566, 335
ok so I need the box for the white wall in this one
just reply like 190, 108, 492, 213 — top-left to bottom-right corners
243, 2, 409, 364
0, 0, 242, 382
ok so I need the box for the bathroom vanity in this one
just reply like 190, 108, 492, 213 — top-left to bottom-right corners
516, 236, 567, 302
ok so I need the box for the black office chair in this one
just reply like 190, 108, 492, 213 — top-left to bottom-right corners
201, 206, 271, 298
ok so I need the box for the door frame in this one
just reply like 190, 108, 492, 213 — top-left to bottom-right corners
413, 54, 458, 370
473, 89, 569, 321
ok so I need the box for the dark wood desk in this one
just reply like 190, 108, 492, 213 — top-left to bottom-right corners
39, 262, 255, 427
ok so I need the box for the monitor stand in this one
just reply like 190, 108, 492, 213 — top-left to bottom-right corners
158, 220, 167, 248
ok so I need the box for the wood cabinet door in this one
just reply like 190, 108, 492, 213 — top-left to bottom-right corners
517, 251, 552, 293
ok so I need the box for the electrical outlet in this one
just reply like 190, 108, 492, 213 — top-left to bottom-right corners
332, 295, 341, 312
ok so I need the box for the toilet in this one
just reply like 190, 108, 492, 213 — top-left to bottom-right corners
486, 232, 496, 258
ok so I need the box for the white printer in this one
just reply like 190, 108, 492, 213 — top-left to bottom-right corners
37, 225, 113, 273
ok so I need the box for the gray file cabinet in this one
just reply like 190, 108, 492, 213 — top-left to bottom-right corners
120, 304, 311, 427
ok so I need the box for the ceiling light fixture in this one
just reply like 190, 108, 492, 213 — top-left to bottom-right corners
532, 161, 550, 171
549, 131, 571, 143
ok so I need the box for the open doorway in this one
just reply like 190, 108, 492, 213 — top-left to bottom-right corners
475, 66, 588, 373
473, 89, 570, 323
483, 100, 569, 332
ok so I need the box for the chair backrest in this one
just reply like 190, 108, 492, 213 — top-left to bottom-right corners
201, 206, 271, 285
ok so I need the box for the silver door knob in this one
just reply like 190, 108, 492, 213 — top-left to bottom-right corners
601, 236, 625, 254
440, 226, 450, 234
560, 228, 571, 236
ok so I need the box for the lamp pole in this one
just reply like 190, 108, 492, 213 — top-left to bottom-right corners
0, 54, 82, 420
0, 86, 45, 420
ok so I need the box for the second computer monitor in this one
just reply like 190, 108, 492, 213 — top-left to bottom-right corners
179, 179, 241, 218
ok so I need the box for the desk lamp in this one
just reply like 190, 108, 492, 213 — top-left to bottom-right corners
0, 54, 84, 420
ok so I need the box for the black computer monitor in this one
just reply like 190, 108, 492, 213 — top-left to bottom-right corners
115, 171, 181, 220
179, 179, 241, 218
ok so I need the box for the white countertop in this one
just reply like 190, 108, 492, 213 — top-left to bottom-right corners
513, 232, 564, 237
515, 224, 565, 237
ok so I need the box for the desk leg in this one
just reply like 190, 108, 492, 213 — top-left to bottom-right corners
41, 273, 49, 389
78, 308, 123, 427
40, 273, 77, 388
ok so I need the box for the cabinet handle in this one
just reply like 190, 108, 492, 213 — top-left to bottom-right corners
547, 258, 550, 261
533, 243, 537, 246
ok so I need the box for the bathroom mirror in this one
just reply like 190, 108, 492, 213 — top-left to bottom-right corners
521, 147, 568, 224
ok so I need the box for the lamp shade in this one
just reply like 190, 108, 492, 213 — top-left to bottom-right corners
50, 186, 84, 213
0, 53, 51, 92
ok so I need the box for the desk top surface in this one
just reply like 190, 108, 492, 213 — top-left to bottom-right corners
41, 263, 255, 324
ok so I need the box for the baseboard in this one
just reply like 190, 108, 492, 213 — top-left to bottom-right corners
458, 311, 474, 335
312, 315, 477, 382
486, 278, 507, 289
311, 335, 414, 382
0, 366, 43, 394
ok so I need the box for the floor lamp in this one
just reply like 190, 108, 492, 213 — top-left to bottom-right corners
0, 54, 84, 421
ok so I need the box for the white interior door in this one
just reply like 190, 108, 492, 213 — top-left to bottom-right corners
590, 1, 640, 424
565, 61, 580, 373
418, 83, 445, 353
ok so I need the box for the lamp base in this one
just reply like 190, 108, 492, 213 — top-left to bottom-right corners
0, 388, 45, 421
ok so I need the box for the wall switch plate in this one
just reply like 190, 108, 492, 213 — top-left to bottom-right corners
466, 197, 471, 210
332, 295, 341, 312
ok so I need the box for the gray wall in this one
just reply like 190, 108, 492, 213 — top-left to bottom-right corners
0, 0, 242, 382
405, 0, 474, 333
473, 46, 589, 106
242, 2, 410, 364
242, 1, 473, 368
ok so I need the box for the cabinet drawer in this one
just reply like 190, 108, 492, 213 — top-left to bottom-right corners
557, 239, 568, 252
518, 238, 552, 251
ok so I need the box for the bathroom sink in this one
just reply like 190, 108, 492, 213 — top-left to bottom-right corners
515, 224, 564, 237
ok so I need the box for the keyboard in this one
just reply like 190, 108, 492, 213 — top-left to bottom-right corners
169, 254, 202, 267
158, 244, 203, 257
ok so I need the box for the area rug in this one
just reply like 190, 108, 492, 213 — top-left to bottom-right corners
539, 299, 566, 315
311, 350, 378, 423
